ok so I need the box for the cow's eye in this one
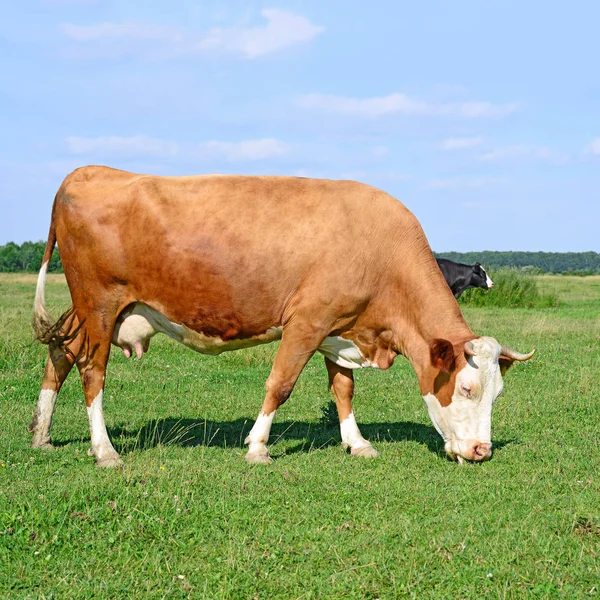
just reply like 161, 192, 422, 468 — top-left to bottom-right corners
460, 383, 472, 398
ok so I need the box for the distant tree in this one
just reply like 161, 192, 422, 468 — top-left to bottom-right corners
0, 241, 62, 272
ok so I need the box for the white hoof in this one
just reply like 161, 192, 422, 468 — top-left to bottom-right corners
350, 444, 379, 458
96, 455, 123, 468
245, 448, 272, 464
31, 439, 54, 450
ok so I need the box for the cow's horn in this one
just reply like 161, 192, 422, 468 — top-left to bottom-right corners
500, 345, 535, 361
464, 341, 477, 356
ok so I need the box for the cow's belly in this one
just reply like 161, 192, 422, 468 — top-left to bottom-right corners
112, 302, 372, 369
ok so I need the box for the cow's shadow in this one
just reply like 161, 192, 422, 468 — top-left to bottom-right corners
107, 416, 516, 460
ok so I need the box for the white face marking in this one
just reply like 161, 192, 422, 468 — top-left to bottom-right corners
87, 391, 118, 461
30, 388, 58, 446
340, 413, 370, 450
482, 268, 494, 288
423, 337, 503, 461
244, 411, 276, 457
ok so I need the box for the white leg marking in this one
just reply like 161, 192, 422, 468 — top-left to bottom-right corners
244, 411, 275, 464
87, 391, 121, 467
31, 388, 58, 448
340, 413, 379, 458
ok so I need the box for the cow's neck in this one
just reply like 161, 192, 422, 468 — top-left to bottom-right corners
388, 265, 475, 378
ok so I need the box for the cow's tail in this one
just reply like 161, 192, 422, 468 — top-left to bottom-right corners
33, 202, 84, 352
32, 218, 58, 342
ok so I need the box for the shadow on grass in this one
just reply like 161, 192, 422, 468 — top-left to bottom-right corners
105, 416, 517, 461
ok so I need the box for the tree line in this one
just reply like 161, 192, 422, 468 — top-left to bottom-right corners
1, 240, 599, 274
435, 251, 600, 275
0, 241, 62, 272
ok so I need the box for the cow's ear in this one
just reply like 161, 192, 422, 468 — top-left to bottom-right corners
430, 338, 456, 373
499, 356, 514, 377
475, 262, 481, 267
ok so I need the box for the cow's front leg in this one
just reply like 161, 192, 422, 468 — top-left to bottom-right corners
325, 358, 378, 458
245, 324, 325, 464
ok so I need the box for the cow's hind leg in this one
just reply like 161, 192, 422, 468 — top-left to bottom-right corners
75, 311, 123, 467
30, 311, 82, 449
325, 358, 378, 458
245, 324, 326, 464
29, 351, 75, 448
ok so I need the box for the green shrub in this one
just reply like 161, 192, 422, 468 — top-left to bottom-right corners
458, 267, 558, 308
561, 269, 599, 277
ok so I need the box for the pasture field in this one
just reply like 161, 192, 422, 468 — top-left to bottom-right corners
1, 274, 599, 599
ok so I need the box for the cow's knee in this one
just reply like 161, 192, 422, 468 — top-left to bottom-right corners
266, 377, 294, 406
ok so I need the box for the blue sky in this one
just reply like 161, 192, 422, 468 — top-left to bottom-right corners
1, 0, 598, 251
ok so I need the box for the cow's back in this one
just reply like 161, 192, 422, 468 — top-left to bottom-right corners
54, 167, 429, 335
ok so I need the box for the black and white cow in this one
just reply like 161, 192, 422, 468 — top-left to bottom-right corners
436, 259, 494, 299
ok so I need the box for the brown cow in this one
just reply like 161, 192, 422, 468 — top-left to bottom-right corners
30, 166, 534, 467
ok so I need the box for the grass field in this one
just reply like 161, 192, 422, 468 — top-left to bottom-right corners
1, 273, 599, 599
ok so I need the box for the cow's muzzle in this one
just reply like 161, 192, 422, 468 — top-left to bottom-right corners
447, 441, 493, 464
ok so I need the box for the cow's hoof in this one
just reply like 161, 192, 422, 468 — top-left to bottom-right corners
350, 445, 379, 458
87, 447, 94, 457
96, 455, 123, 468
31, 441, 54, 450
245, 451, 272, 464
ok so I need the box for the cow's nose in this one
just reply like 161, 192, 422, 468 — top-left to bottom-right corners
472, 442, 492, 461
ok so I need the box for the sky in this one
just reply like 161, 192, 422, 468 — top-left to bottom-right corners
1, 0, 599, 251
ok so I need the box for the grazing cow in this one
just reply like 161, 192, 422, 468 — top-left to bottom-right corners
31, 167, 534, 467
436, 258, 494, 299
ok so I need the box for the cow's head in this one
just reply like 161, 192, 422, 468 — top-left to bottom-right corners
472, 263, 494, 290
423, 336, 534, 464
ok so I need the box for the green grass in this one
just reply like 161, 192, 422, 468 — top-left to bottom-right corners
1, 274, 599, 599
459, 268, 559, 308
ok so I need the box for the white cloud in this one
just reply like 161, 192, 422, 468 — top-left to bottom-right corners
454, 102, 520, 118
297, 93, 427, 117
44, 0, 101, 5
200, 138, 289, 161
297, 93, 520, 119
369, 145, 389, 158
422, 177, 505, 191
438, 136, 484, 150
294, 168, 369, 181
480, 144, 567, 164
60, 9, 324, 59
584, 138, 600, 155
292, 169, 410, 184
65, 135, 290, 161
197, 9, 324, 59
61, 22, 183, 42
66, 135, 180, 157
460, 201, 487, 208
